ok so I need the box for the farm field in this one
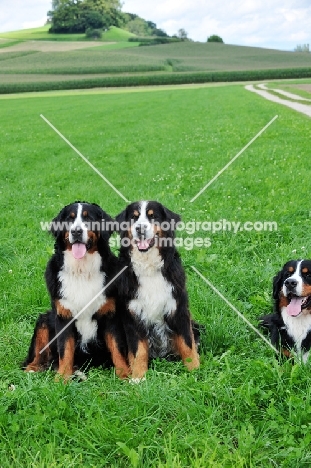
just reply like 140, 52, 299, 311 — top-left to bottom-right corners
1, 84, 311, 466
0, 27, 311, 93
1, 41, 311, 74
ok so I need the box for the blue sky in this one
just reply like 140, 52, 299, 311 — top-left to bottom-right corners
0, 0, 310, 51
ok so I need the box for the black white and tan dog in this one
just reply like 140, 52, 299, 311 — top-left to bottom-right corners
260, 259, 311, 362
116, 200, 200, 381
23, 201, 129, 380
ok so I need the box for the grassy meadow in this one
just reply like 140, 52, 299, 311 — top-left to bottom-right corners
1, 83, 311, 466
0, 25, 135, 42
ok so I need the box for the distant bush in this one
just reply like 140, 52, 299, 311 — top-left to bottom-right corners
207, 35, 224, 43
85, 28, 102, 39
294, 44, 310, 52
128, 37, 181, 45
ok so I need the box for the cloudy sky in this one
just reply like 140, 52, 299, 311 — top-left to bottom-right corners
0, 0, 310, 51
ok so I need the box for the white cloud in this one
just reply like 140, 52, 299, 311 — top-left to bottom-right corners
0, 0, 50, 33
22, 17, 48, 30
122, 0, 311, 49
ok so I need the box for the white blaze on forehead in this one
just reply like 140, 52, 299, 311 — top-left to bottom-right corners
131, 201, 154, 240
69, 203, 88, 244
282, 260, 303, 297
137, 201, 149, 225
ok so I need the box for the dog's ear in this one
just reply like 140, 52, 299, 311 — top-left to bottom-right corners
50, 206, 68, 238
162, 206, 181, 230
91, 203, 111, 221
272, 269, 285, 301
115, 208, 128, 233
91, 204, 115, 240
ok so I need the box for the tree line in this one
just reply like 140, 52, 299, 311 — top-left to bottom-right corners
48, 0, 169, 37
48, 0, 225, 42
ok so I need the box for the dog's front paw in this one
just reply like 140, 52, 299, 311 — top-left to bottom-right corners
129, 377, 146, 384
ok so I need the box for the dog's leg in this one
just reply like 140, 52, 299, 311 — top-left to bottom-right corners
24, 313, 53, 372
57, 335, 75, 381
128, 339, 149, 381
170, 314, 200, 370
97, 298, 131, 379
123, 313, 149, 381
105, 332, 130, 379
55, 305, 75, 381
173, 333, 200, 370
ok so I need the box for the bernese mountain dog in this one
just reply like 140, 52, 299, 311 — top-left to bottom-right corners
260, 259, 311, 362
23, 201, 130, 380
115, 200, 200, 381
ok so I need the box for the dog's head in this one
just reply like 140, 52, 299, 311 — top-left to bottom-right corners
116, 200, 181, 253
50, 201, 113, 259
273, 259, 311, 317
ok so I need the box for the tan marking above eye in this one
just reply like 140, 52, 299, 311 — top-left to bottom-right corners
288, 267, 294, 273
133, 210, 139, 217
83, 210, 88, 217
70, 212, 76, 218
302, 268, 308, 274
147, 209, 154, 216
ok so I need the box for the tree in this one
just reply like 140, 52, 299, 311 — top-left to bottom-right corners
207, 34, 224, 43
84, 0, 122, 27
177, 28, 188, 40
48, 0, 121, 33
126, 17, 149, 36
294, 44, 309, 52
83, 10, 106, 29
151, 28, 168, 37
49, 1, 85, 33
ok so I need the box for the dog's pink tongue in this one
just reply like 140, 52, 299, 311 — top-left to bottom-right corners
287, 297, 304, 316
137, 239, 150, 250
72, 243, 87, 259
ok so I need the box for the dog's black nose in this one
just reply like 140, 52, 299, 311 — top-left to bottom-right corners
285, 278, 298, 289
136, 224, 147, 235
71, 226, 83, 238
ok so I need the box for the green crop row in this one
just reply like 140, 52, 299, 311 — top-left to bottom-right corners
0, 40, 23, 49
0, 64, 166, 75
0, 51, 37, 62
1, 67, 311, 94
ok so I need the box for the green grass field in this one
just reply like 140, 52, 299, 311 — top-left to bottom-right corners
1, 84, 311, 466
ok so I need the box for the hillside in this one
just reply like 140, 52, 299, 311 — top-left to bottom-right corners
0, 25, 135, 42
0, 27, 310, 93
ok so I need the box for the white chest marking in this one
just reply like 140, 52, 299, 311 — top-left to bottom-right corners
58, 250, 106, 344
129, 247, 176, 325
281, 306, 311, 362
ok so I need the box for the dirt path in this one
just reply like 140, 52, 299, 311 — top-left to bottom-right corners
245, 84, 311, 118
258, 83, 311, 102
0, 40, 115, 53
